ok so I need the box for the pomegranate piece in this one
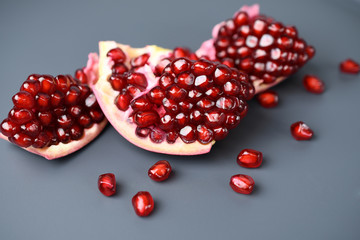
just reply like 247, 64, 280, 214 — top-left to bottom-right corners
148, 160, 172, 182
0, 67, 107, 160
98, 173, 116, 197
237, 149, 263, 168
196, 4, 315, 93
340, 59, 360, 74
230, 174, 255, 194
290, 121, 313, 140
303, 75, 325, 94
257, 90, 279, 108
132, 191, 154, 217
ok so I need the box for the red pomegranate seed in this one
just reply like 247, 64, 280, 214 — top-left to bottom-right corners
130, 96, 153, 111
127, 72, 148, 90
192, 59, 215, 75
132, 191, 154, 217
173, 47, 191, 58
98, 173, 116, 197
12, 91, 35, 109
10, 132, 33, 147
21, 120, 41, 137
197, 125, 214, 144
179, 125, 196, 143
171, 58, 191, 74
69, 125, 84, 140
290, 121, 313, 140
38, 75, 55, 94
303, 75, 325, 94
133, 111, 160, 128
176, 72, 195, 90
112, 63, 129, 74
154, 58, 172, 76
32, 132, 50, 148
21, 80, 40, 96
115, 92, 132, 111
131, 53, 150, 68
109, 75, 127, 91
204, 110, 225, 128
35, 93, 51, 110
229, 174, 255, 194
213, 127, 228, 140
148, 87, 165, 105
340, 59, 360, 74
78, 114, 93, 128
56, 128, 70, 143
148, 160, 172, 182
74, 69, 87, 83
257, 90, 279, 108
54, 75, 71, 93
107, 48, 126, 63
149, 128, 165, 143
0, 118, 19, 137
167, 85, 187, 101
159, 73, 175, 89
237, 149, 263, 168
225, 112, 241, 129
8, 108, 34, 125
166, 131, 178, 143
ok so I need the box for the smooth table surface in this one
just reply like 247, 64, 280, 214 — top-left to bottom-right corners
0, 0, 359, 239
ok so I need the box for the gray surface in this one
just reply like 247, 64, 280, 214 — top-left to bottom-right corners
0, 0, 359, 239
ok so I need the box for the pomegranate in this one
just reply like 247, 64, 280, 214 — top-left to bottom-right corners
303, 75, 325, 94
257, 90, 279, 108
237, 149, 263, 168
196, 4, 315, 93
92, 42, 254, 155
0, 54, 107, 160
98, 173, 116, 196
132, 191, 154, 217
229, 174, 255, 194
340, 59, 360, 74
290, 121, 313, 140
148, 160, 172, 182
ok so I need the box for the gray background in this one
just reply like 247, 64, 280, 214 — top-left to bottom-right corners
0, 0, 359, 239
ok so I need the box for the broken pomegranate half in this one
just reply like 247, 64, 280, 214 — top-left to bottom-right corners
92, 42, 255, 155
196, 4, 315, 93
0, 55, 107, 160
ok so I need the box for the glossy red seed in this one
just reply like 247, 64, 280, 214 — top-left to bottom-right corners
162, 98, 179, 114
148, 160, 172, 182
21, 120, 41, 137
154, 58, 172, 76
148, 87, 165, 105
38, 75, 55, 94
237, 149, 263, 168
197, 125, 214, 144
223, 79, 241, 96
175, 113, 189, 127
230, 174, 255, 194
98, 173, 116, 197
38, 111, 53, 126
109, 75, 127, 91
340, 59, 360, 74
159, 114, 174, 131
78, 114, 93, 128
178, 101, 193, 113
20, 80, 40, 96
127, 72, 147, 90
234, 11, 249, 26
133, 111, 159, 128
130, 96, 153, 111
213, 127, 228, 140
74, 69, 87, 83
8, 108, 34, 125
176, 72, 195, 89
112, 63, 129, 74
50, 91, 64, 107
149, 128, 165, 143
166, 131, 179, 143
225, 112, 241, 129
115, 92, 132, 111
0, 118, 19, 137
257, 90, 279, 108
214, 65, 232, 85
290, 121, 313, 140
167, 85, 187, 101
10, 133, 33, 148
32, 132, 50, 148
159, 73, 175, 89
204, 110, 225, 128
89, 109, 104, 123
54, 75, 71, 93
131, 53, 150, 68
35, 93, 51, 110
135, 127, 150, 138
189, 110, 203, 125
303, 75, 325, 94
107, 48, 126, 62
192, 59, 215, 75
171, 58, 191, 74
132, 191, 154, 217
57, 114, 73, 129
179, 125, 196, 143
173, 47, 192, 58
69, 125, 84, 140
12, 91, 35, 109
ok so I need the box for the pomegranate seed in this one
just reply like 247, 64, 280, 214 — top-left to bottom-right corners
229, 174, 255, 194
57, 114, 73, 129
234, 11, 249, 26
175, 113, 189, 128
162, 98, 179, 114
179, 125, 196, 143
257, 90, 279, 108
78, 114, 93, 128
131, 53, 150, 68
166, 131, 178, 143
65, 86, 81, 105
197, 125, 214, 144
214, 65, 232, 84
176, 72, 195, 89
148, 87, 165, 105
213, 127, 228, 140
38, 75, 55, 94
340, 59, 360, 74
159, 114, 175, 131
38, 111, 53, 126
171, 58, 191, 74
303, 75, 325, 94
21, 120, 41, 137
192, 59, 215, 75
50, 91, 64, 107
148, 160, 172, 182
204, 110, 225, 128
133, 111, 160, 128
159, 73, 175, 89
127, 72, 148, 90
0, 118, 19, 137
98, 173, 116, 197
35, 93, 51, 110
8, 108, 34, 125
75, 69, 87, 83
32, 132, 50, 148
107, 48, 126, 63
12, 91, 35, 109
69, 125, 84, 140
115, 92, 132, 111
130, 96, 153, 111
109, 75, 127, 91
10, 132, 33, 148
149, 128, 165, 143
132, 191, 154, 217
167, 85, 187, 101
112, 63, 129, 74
154, 58, 172, 76
225, 112, 241, 129
290, 121, 313, 141
21, 80, 40, 96
237, 149, 263, 168
54, 75, 71, 93
173, 47, 191, 58
135, 127, 150, 138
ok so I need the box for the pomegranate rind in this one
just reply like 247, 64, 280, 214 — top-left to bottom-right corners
196, 4, 291, 94
0, 119, 107, 160
92, 41, 214, 155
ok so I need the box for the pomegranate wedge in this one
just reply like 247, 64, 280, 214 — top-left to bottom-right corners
0, 55, 107, 160
196, 4, 315, 93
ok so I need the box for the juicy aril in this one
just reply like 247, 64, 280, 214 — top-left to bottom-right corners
0, 54, 107, 160
92, 4, 314, 155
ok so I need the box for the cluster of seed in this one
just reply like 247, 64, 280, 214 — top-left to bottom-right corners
213, 11, 315, 83
0, 72, 104, 148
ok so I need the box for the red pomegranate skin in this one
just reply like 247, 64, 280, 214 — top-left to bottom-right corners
237, 149, 263, 168
98, 173, 116, 196
132, 191, 154, 217
148, 160, 172, 182
229, 174, 255, 194
290, 121, 313, 140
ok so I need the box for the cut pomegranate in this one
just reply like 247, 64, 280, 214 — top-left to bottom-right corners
237, 149, 263, 168
303, 75, 325, 94
148, 160, 172, 182
229, 174, 255, 194
92, 42, 253, 155
340, 59, 360, 74
196, 4, 315, 93
0, 54, 107, 159
132, 191, 154, 217
98, 173, 116, 196
257, 90, 279, 108
290, 121, 313, 140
